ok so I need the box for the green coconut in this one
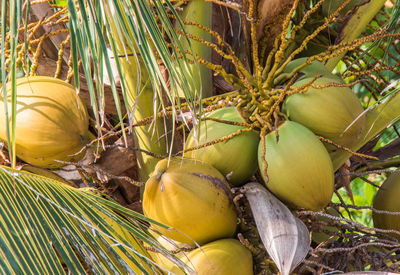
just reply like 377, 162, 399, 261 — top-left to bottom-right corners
373, 172, 400, 241
282, 57, 342, 81
142, 157, 237, 245
184, 106, 259, 186
282, 77, 365, 152
170, 239, 253, 275
258, 121, 334, 210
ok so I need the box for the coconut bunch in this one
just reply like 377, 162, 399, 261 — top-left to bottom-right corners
135, 5, 399, 273
183, 103, 335, 210
140, 58, 370, 273
176, 58, 365, 211
0, 76, 91, 168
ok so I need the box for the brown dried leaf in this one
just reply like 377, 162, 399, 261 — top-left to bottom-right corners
242, 182, 310, 275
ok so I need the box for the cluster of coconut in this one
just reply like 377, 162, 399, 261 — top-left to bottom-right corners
281, 59, 400, 242
2, 68, 399, 272
141, 57, 400, 273
142, 157, 254, 274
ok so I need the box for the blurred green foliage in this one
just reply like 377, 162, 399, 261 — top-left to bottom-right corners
332, 175, 383, 227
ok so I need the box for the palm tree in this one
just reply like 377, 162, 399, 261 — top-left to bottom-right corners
1, 0, 400, 273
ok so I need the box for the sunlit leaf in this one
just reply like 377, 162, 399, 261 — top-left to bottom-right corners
0, 166, 170, 273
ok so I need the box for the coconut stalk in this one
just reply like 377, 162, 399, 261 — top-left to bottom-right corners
175, 0, 213, 99
106, 7, 166, 181
331, 90, 400, 171
325, 0, 387, 70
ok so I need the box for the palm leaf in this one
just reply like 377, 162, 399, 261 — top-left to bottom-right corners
2, 0, 22, 168
67, 0, 198, 132
64, 0, 201, 179
0, 166, 176, 273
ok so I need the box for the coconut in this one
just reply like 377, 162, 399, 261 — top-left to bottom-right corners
258, 121, 334, 210
142, 157, 237, 245
184, 106, 259, 186
0, 77, 89, 168
282, 77, 365, 152
373, 173, 400, 241
169, 239, 253, 275
282, 57, 342, 81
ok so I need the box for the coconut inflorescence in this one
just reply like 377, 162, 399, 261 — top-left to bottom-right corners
182, 60, 350, 210
143, 56, 365, 272
0, 77, 90, 168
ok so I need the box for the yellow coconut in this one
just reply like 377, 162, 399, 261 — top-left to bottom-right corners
142, 157, 237, 245
282, 77, 365, 152
184, 106, 259, 186
258, 121, 334, 210
373, 172, 400, 241
0, 77, 89, 168
169, 239, 253, 275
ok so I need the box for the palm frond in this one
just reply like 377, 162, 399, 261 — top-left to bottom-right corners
0, 166, 175, 273
67, 0, 199, 136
